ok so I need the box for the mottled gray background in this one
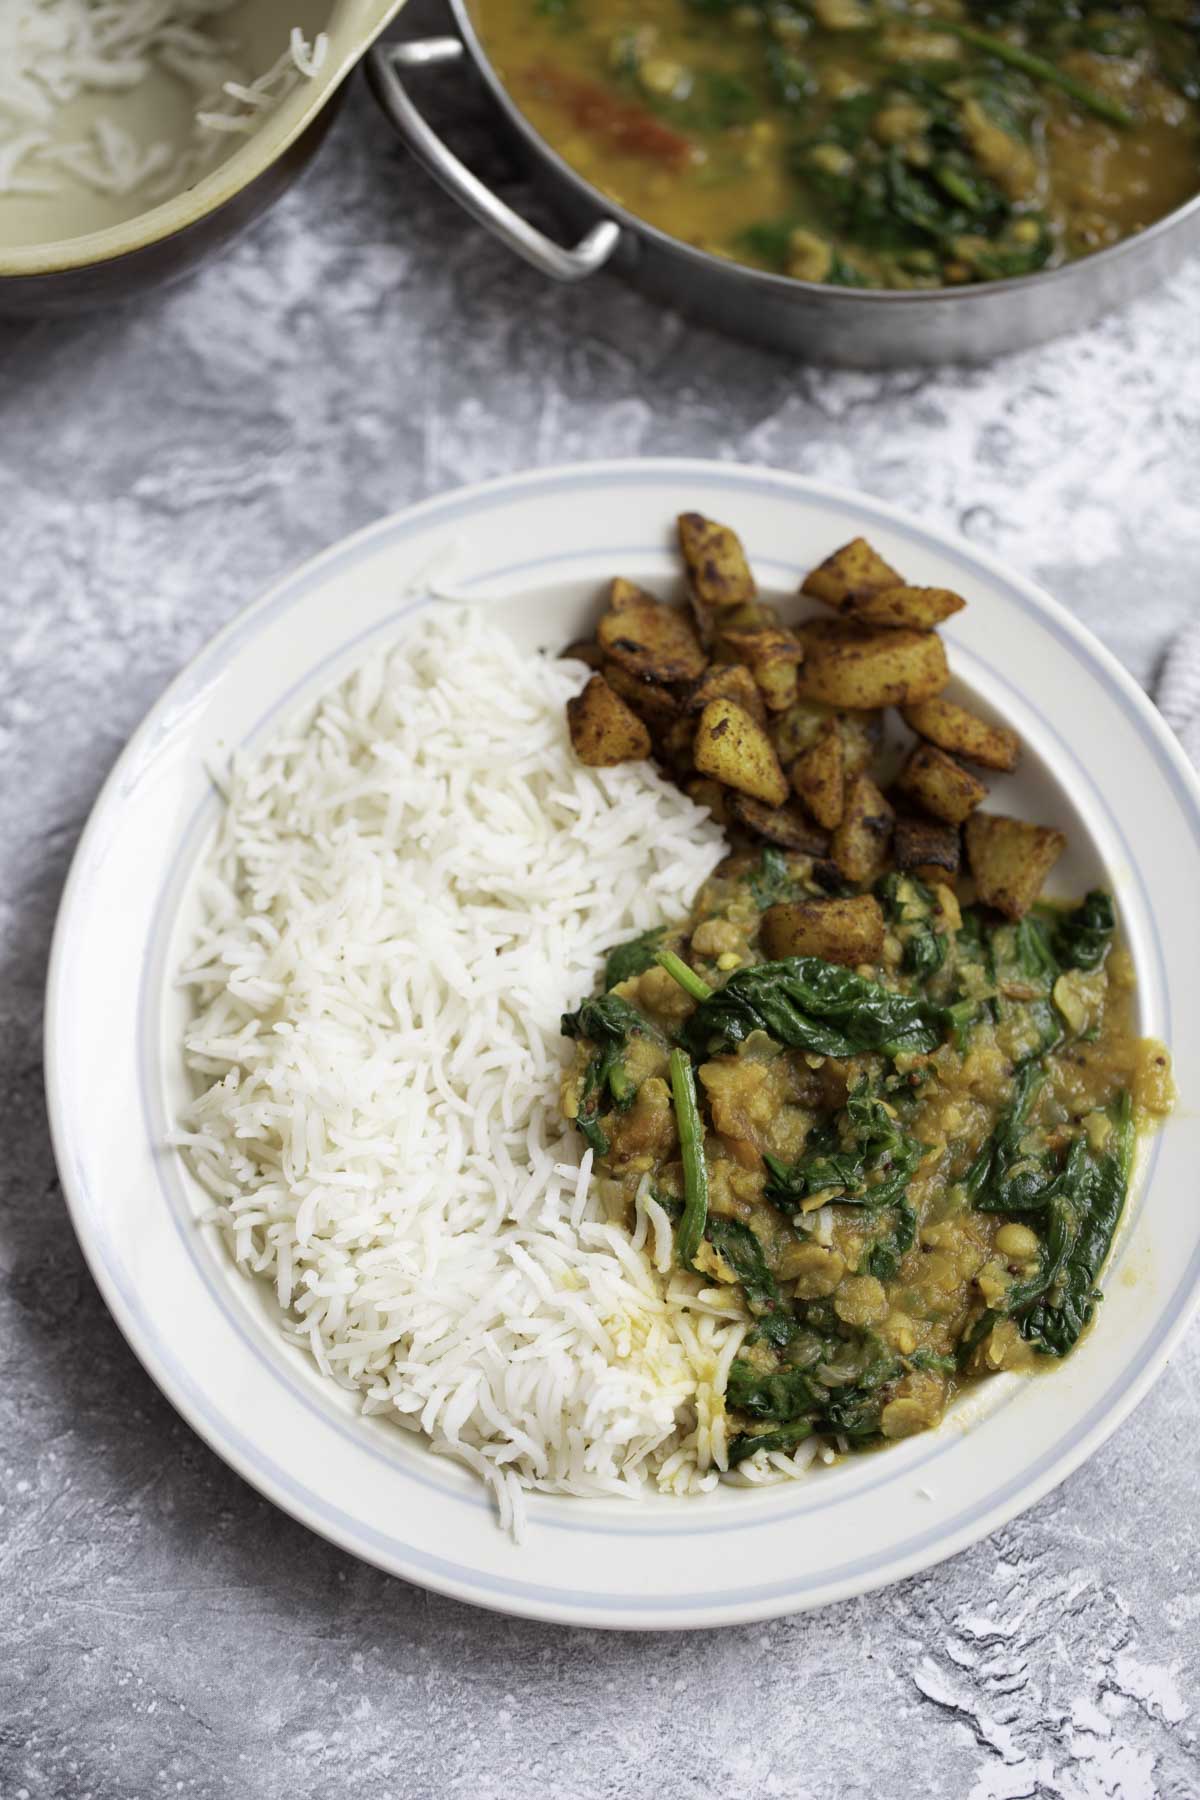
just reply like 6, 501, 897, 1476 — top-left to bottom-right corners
2, 28, 1199, 1798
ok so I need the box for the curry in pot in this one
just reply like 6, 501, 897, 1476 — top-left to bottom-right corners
478, 0, 1200, 287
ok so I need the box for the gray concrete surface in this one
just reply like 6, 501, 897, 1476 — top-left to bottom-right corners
1, 37, 1198, 1800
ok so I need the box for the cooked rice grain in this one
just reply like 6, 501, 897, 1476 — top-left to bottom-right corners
176, 607, 808, 1534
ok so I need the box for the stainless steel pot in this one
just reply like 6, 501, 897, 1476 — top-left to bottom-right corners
368, 8, 1200, 366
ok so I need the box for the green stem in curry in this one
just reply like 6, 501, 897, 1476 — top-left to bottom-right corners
655, 948, 714, 1004
669, 1048, 709, 1269
937, 23, 1135, 128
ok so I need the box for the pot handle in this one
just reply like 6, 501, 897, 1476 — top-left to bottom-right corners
366, 40, 622, 282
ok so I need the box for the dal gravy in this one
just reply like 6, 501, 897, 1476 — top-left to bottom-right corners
562, 854, 1173, 1461
478, 0, 1200, 287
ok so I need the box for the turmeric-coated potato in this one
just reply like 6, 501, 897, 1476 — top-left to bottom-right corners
721, 625, 805, 712
852, 585, 966, 630
761, 895, 885, 967
894, 816, 961, 885
831, 773, 894, 883
902, 697, 1020, 772
693, 698, 789, 807
567, 676, 652, 767
726, 792, 829, 855
801, 537, 903, 610
608, 576, 658, 614
658, 713, 698, 777
685, 777, 735, 827
896, 743, 988, 825
684, 661, 767, 726
965, 812, 1067, 919
794, 624, 949, 710
598, 601, 707, 684
562, 638, 605, 671
678, 513, 757, 611
602, 660, 681, 734
771, 701, 882, 779
789, 717, 845, 830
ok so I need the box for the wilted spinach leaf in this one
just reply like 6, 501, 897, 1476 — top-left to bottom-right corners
603, 926, 667, 990
683, 958, 943, 1060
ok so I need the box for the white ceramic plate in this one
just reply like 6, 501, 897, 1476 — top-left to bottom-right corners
46, 459, 1200, 1630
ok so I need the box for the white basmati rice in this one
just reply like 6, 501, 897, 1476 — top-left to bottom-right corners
175, 606, 823, 1535
0, 3, 328, 202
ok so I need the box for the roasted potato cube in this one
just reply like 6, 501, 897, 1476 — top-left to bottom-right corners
693, 698, 789, 807
686, 777, 735, 827
598, 602, 707, 684
772, 701, 882, 779
726, 792, 829, 855
789, 718, 845, 830
894, 816, 961, 885
609, 576, 654, 614
965, 812, 1067, 919
831, 773, 894, 883
896, 743, 988, 825
719, 599, 780, 633
721, 625, 805, 712
761, 895, 885, 966
678, 512, 756, 610
567, 676, 652, 766
707, 598, 782, 651
562, 638, 605, 671
801, 537, 903, 610
659, 713, 697, 776
794, 624, 949, 710
602, 660, 681, 733
851, 585, 966, 630
902, 697, 1020, 772
684, 661, 767, 727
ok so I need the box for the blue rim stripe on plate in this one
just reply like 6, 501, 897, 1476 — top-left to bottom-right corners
132, 550, 1167, 1539
46, 461, 1200, 1623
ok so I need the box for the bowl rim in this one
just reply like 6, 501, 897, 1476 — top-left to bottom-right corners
0, 2, 403, 281
453, 0, 1200, 306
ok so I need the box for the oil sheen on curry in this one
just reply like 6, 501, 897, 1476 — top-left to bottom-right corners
561, 860, 1172, 1462
477, 0, 1200, 287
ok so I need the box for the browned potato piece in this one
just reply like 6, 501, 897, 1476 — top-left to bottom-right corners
721, 626, 805, 712
598, 602, 707, 684
659, 713, 697, 776
802, 537, 903, 610
706, 597, 782, 652
567, 676, 652, 767
852, 586, 966, 630
602, 660, 680, 733
965, 812, 1067, 919
772, 701, 882, 778
902, 697, 1020, 772
894, 816, 961, 885
794, 624, 949, 709
761, 895, 885, 966
686, 777, 735, 827
678, 513, 756, 611
896, 743, 988, 825
609, 577, 657, 614
562, 638, 605, 671
684, 661, 767, 727
789, 718, 845, 830
831, 773, 894, 883
693, 698, 789, 807
726, 792, 829, 855
718, 598, 779, 633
